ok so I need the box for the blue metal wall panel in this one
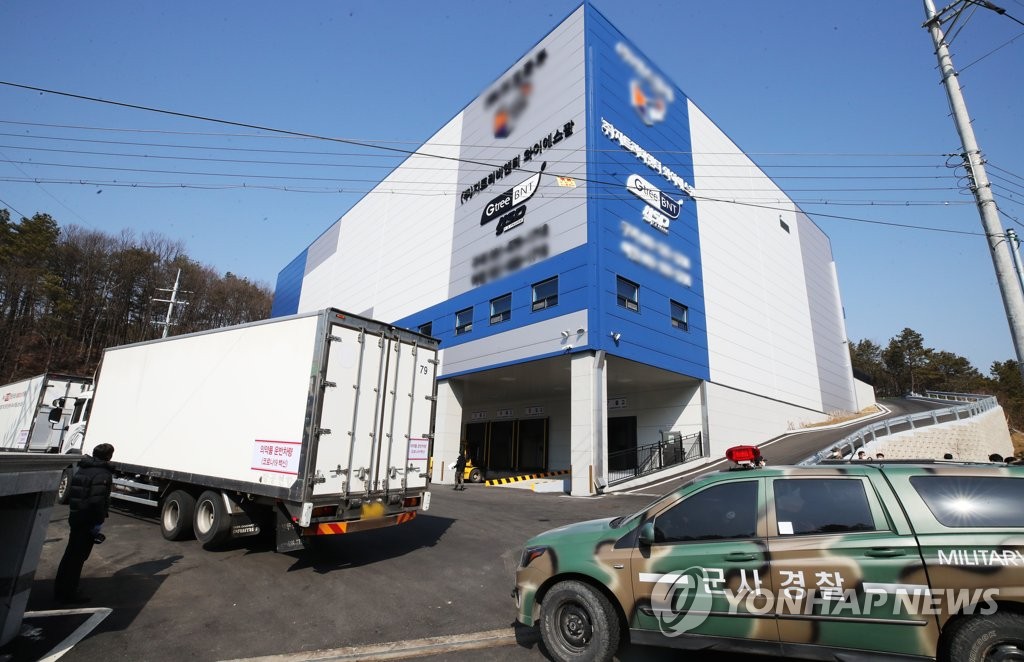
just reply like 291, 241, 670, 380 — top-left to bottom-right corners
392, 245, 590, 349
270, 250, 307, 318
584, 8, 710, 380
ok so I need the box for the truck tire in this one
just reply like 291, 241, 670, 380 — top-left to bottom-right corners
160, 490, 196, 541
56, 469, 73, 505
194, 490, 232, 547
944, 612, 1024, 662
469, 468, 483, 483
540, 580, 620, 662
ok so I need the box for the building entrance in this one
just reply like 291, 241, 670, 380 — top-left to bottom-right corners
463, 418, 549, 477
607, 416, 638, 472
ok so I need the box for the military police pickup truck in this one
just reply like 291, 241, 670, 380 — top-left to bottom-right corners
514, 446, 1024, 662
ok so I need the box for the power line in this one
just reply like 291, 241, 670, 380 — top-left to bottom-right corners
0, 174, 984, 237
0, 195, 26, 219
0, 117, 960, 158
0, 80, 1002, 244
0, 131, 959, 171
958, 29, 1024, 71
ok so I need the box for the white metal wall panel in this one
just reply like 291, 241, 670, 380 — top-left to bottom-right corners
689, 99, 830, 412
297, 118, 464, 319
607, 382, 703, 448
86, 315, 321, 489
448, 6, 588, 299
703, 381, 825, 455
440, 309, 589, 377
797, 212, 858, 412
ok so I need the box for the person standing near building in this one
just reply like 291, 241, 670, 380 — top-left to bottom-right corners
54, 443, 115, 603
454, 448, 468, 491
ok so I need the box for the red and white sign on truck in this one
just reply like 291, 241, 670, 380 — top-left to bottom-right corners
78, 308, 438, 552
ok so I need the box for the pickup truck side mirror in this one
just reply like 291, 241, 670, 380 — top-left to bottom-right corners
47, 408, 63, 424
638, 521, 656, 546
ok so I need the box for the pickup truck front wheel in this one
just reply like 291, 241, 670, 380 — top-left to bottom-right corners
539, 580, 620, 662
945, 612, 1024, 662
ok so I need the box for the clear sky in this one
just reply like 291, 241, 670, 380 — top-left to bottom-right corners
2, 1, 1023, 373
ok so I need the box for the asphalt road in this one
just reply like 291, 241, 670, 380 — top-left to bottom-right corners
13, 397, 948, 662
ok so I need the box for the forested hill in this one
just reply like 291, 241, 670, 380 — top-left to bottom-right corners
0, 210, 272, 383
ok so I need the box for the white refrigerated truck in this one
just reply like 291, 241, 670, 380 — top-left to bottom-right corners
77, 308, 438, 552
0, 373, 92, 452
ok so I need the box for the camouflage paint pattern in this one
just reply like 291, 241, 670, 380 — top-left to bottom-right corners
514, 462, 1024, 658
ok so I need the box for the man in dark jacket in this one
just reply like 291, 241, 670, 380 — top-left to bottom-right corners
54, 443, 114, 603
454, 449, 468, 491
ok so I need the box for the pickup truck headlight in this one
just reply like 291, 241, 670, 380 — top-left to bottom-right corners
521, 546, 548, 568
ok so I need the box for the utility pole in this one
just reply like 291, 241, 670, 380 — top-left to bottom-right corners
923, 0, 1024, 379
153, 269, 189, 338
1008, 229, 1024, 292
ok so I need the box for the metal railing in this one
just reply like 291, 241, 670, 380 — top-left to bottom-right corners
607, 431, 703, 485
798, 391, 999, 465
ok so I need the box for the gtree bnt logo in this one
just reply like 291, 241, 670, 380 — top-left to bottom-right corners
480, 162, 546, 236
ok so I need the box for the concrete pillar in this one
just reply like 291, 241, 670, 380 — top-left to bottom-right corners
431, 380, 464, 484
570, 351, 608, 496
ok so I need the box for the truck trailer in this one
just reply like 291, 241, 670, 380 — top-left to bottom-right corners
77, 308, 437, 552
0, 373, 92, 453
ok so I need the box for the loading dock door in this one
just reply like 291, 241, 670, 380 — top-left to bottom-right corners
465, 422, 487, 468
489, 420, 515, 471
517, 418, 547, 472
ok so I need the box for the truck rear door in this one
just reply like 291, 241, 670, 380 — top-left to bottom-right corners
376, 332, 436, 494
313, 320, 436, 498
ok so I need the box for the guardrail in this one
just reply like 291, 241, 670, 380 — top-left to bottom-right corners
607, 431, 703, 485
797, 391, 999, 466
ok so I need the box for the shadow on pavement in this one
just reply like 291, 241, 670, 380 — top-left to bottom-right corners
284, 513, 456, 573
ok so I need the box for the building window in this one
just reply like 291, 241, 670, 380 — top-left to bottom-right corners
616, 276, 639, 312
670, 300, 689, 331
532, 277, 558, 311
418, 322, 433, 337
780, 218, 790, 233
455, 307, 473, 335
490, 293, 511, 325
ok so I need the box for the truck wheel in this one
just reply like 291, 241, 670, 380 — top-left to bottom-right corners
160, 490, 196, 541
540, 580, 620, 662
469, 468, 483, 483
56, 469, 72, 505
194, 490, 232, 547
944, 613, 1024, 662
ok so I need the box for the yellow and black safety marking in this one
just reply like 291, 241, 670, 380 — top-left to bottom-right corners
486, 469, 571, 486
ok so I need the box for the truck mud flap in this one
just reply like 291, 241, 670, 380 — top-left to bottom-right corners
301, 511, 416, 537
275, 508, 306, 553
275, 509, 417, 553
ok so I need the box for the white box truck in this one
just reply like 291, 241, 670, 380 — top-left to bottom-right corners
77, 308, 437, 552
0, 374, 92, 452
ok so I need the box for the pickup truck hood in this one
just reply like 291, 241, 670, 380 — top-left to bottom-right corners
528, 516, 623, 548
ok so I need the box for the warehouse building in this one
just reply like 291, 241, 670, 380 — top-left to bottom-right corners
271, 4, 869, 495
